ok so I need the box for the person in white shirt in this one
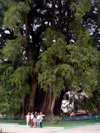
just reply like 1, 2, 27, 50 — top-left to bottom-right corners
26, 112, 30, 127
37, 113, 41, 128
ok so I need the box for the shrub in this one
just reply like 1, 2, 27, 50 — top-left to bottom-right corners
51, 116, 61, 124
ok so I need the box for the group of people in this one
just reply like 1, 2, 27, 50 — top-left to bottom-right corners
26, 111, 45, 128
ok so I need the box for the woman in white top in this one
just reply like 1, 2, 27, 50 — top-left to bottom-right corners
26, 112, 30, 127
37, 113, 41, 128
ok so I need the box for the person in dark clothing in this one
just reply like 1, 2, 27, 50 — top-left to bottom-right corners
33, 111, 37, 128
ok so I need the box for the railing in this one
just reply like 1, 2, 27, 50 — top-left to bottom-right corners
0, 115, 100, 123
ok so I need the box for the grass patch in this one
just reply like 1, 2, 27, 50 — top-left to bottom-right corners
43, 121, 95, 127
0, 120, 96, 127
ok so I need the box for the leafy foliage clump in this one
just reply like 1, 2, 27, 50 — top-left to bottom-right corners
51, 116, 61, 124
4, 1, 30, 31
35, 28, 99, 98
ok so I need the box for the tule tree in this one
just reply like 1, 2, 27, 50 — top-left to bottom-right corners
0, 0, 100, 115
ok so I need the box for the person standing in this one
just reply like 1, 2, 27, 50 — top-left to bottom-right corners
37, 113, 40, 128
40, 112, 45, 128
33, 111, 37, 128
30, 112, 34, 127
26, 112, 30, 127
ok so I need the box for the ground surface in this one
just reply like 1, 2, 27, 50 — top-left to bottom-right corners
0, 124, 100, 133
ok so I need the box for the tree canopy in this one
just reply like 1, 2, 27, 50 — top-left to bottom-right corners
0, 0, 100, 115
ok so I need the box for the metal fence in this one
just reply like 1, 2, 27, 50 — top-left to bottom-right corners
0, 115, 100, 123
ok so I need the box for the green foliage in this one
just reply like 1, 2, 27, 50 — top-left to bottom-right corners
70, 0, 92, 22
2, 36, 25, 62
0, 50, 31, 114
35, 27, 99, 98
0, 0, 31, 114
0, 0, 15, 9
67, 30, 99, 96
0, 64, 30, 114
51, 116, 61, 124
41, 27, 66, 49
11, 66, 30, 95
0, 1, 5, 27
4, 1, 30, 31
36, 28, 74, 97
69, 22, 84, 40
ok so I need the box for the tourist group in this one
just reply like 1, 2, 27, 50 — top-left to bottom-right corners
26, 111, 45, 128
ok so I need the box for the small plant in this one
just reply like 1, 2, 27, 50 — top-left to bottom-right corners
51, 116, 61, 124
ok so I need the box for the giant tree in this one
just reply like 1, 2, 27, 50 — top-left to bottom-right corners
0, 0, 100, 115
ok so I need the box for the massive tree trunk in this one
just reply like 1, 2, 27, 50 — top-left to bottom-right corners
34, 87, 56, 115
54, 91, 66, 116
28, 77, 37, 112
21, 99, 25, 116
24, 88, 66, 116
41, 92, 55, 116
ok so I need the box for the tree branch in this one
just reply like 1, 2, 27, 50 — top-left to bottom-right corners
51, 0, 55, 28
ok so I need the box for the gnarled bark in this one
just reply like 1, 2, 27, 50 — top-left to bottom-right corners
28, 78, 37, 112
54, 91, 66, 116
34, 87, 56, 115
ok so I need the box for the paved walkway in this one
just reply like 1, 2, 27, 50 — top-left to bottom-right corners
0, 124, 100, 133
